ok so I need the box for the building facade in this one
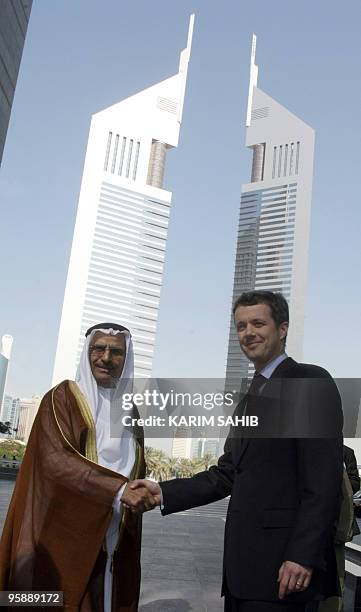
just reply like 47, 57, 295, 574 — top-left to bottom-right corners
171, 427, 193, 459
52, 16, 194, 383
16, 395, 41, 442
225, 35, 315, 389
192, 438, 220, 459
0, 395, 20, 437
0, 0, 32, 165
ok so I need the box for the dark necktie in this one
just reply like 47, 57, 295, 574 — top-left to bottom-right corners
235, 373, 268, 449
240, 373, 267, 420
247, 373, 267, 398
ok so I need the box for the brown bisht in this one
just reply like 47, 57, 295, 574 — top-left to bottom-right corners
0, 380, 146, 611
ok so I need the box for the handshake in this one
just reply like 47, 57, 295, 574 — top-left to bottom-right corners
121, 479, 161, 513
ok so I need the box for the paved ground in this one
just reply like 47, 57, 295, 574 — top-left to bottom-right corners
139, 500, 227, 611
3, 476, 361, 611
0, 477, 227, 611
0, 477, 14, 529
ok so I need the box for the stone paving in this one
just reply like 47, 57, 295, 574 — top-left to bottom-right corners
0, 477, 227, 611
0, 477, 14, 529
3, 476, 361, 611
139, 502, 227, 611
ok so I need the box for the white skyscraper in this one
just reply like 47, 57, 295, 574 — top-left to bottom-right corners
225, 35, 315, 388
53, 16, 194, 384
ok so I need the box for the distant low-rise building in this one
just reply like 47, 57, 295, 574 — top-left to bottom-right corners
171, 426, 193, 459
0, 394, 20, 437
193, 438, 220, 459
16, 396, 41, 443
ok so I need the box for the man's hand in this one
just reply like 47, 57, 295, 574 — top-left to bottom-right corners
278, 560, 313, 599
121, 481, 159, 513
129, 479, 162, 511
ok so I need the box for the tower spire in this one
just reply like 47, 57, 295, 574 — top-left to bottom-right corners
246, 33, 258, 127
177, 14, 195, 123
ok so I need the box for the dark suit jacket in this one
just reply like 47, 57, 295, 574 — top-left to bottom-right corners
160, 357, 344, 603
344, 445, 360, 494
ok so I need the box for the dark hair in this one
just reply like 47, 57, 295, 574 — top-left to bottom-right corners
232, 291, 289, 327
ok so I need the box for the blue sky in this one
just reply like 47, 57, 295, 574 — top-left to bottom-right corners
1, 0, 360, 398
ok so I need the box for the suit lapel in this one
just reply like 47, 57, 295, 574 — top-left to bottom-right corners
231, 393, 248, 466
232, 358, 298, 466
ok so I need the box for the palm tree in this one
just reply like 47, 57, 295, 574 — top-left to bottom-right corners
165, 456, 180, 479
189, 457, 205, 474
144, 447, 219, 480
201, 453, 217, 470
176, 457, 193, 478
0, 421, 12, 435
0, 439, 26, 460
144, 447, 169, 481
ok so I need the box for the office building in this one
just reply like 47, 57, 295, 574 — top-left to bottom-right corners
193, 438, 220, 459
225, 35, 315, 388
52, 16, 194, 383
0, 0, 32, 165
171, 426, 193, 459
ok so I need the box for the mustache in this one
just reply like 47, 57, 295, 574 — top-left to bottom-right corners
94, 362, 116, 372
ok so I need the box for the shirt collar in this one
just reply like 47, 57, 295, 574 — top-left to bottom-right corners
259, 353, 288, 379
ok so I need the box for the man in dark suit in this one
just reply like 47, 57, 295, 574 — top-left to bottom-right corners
344, 445, 360, 494
130, 291, 343, 611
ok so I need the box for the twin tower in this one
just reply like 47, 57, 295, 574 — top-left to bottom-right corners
52, 17, 314, 387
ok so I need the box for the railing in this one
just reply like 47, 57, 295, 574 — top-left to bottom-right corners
0, 459, 21, 470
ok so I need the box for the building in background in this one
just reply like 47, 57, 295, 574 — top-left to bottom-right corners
171, 426, 193, 459
0, 335, 13, 416
16, 395, 41, 442
0, 394, 20, 437
171, 430, 220, 460
0, 0, 32, 166
192, 438, 220, 459
52, 15, 194, 384
225, 35, 315, 389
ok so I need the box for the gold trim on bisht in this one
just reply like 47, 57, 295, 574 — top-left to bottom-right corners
51, 382, 98, 464
68, 381, 98, 463
50, 385, 88, 459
